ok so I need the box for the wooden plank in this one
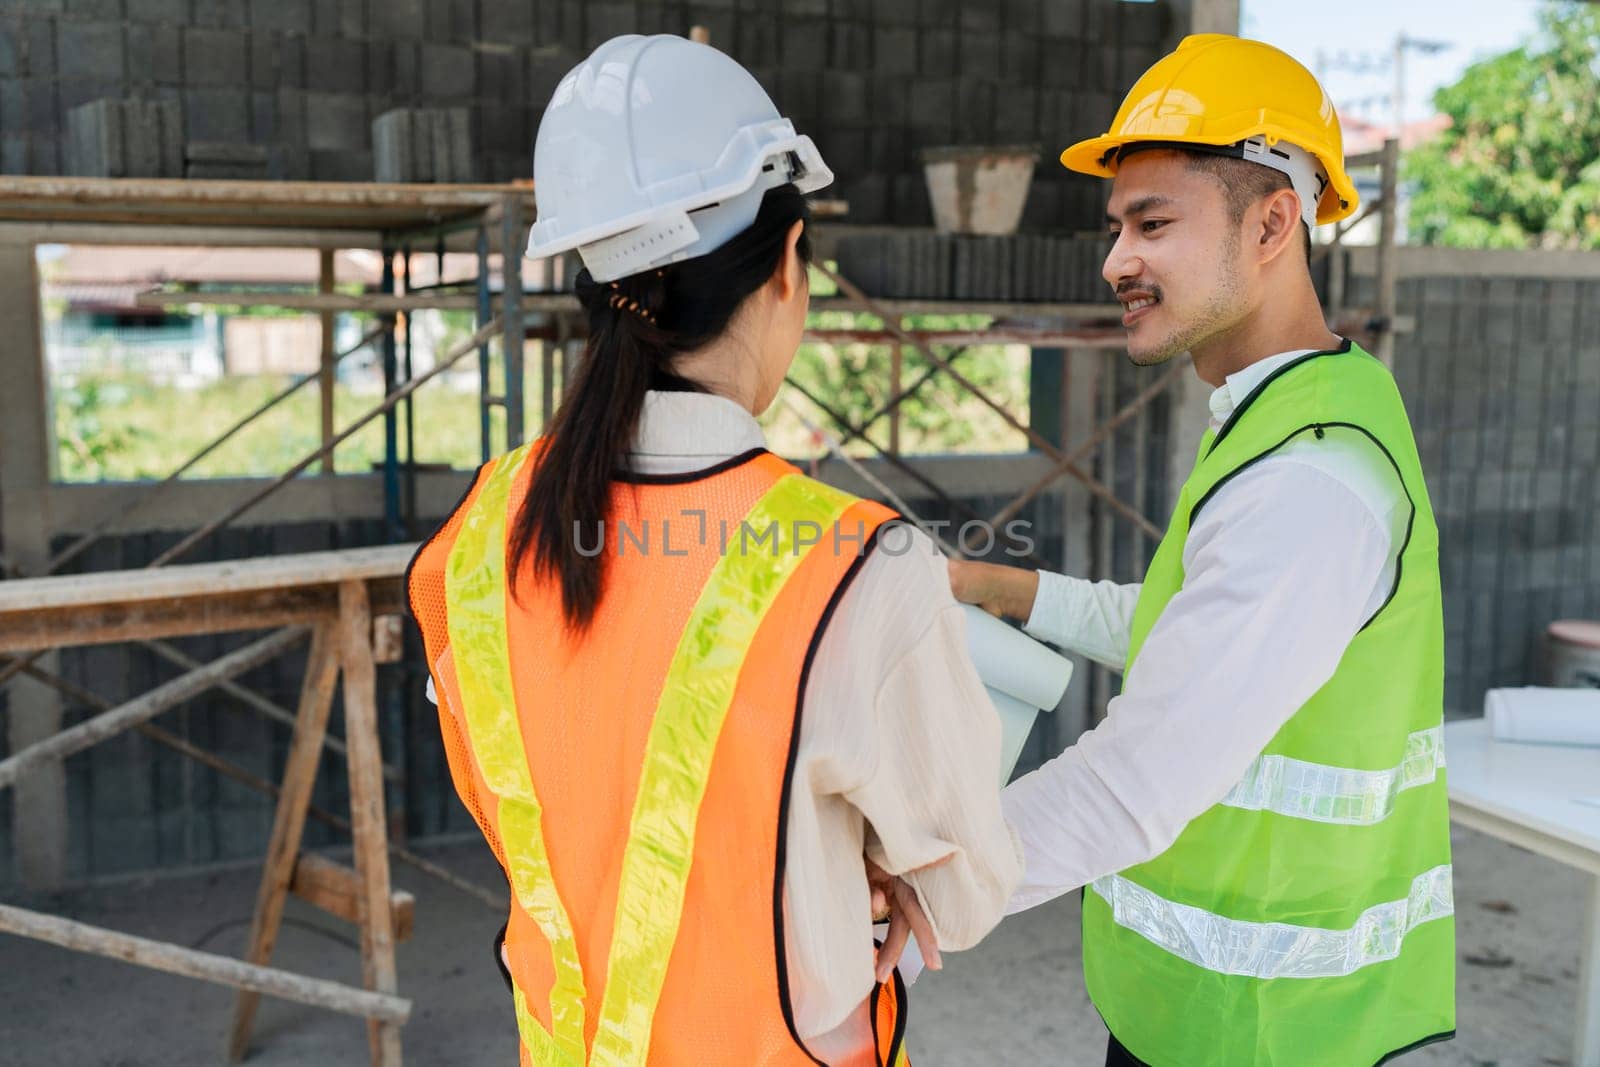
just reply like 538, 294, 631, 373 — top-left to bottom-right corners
0, 587, 337, 654
0, 903, 409, 1024
0, 546, 414, 615
0, 627, 309, 791
135, 290, 479, 313
289, 853, 416, 943
228, 624, 341, 1063
0, 579, 404, 655
338, 580, 404, 1067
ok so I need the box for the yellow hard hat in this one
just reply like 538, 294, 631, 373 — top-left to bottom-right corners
1061, 33, 1358, 225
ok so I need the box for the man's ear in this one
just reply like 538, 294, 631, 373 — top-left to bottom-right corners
1256, 188, 1302, 265
775, 219, 806, 301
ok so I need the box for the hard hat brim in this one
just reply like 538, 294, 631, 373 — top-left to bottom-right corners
1060, 132, 1359, 226
527, 128, 832, 263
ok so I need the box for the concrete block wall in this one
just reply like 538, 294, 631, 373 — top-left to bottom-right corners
1352, 271, 1600, 717
0, 0, 1168, 226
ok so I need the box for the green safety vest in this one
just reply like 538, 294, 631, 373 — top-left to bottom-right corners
1082, 341, 1456, 1066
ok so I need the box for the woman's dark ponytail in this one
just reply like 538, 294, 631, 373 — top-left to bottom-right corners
508, 184, 813, 632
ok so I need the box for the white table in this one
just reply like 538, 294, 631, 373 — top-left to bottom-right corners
1443, 718, 1600, 1066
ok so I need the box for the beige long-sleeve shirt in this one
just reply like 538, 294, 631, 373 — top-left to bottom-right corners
428, 389, 1021, 1054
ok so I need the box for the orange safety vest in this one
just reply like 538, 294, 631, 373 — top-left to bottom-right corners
407, 441, 911, 1067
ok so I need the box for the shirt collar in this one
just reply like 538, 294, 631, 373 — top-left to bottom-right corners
1207, 349, 1320, 430
631, 389, 767, 459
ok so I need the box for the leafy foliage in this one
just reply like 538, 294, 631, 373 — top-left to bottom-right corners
1406, 2, 1600, 249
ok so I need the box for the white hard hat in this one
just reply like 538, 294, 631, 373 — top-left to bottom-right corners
526, 34, 833, 282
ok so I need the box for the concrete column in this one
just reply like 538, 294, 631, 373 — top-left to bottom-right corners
0, 241, 67, 889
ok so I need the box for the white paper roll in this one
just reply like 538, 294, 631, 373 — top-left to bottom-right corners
1486, 686, 1600, 747
962, 605, 1074, 784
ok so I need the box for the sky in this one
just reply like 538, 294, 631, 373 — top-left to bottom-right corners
1240, 0, 1546, 131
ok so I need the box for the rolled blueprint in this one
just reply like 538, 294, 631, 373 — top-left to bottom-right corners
1486, 686, 1600, 747
962, 604, 1074, 785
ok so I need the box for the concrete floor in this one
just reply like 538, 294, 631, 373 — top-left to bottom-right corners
0, 826, 1584, 1066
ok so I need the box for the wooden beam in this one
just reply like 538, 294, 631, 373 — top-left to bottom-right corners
135, 289, 478, 313
229, 624, 341, 1063
337, 580, 403, 1067
289, 853, 416, 943
0, 903, 410, 1025
0, 627, 309, 791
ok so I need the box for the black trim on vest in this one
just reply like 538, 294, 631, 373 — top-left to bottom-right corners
1205, 338, 1353, 457
1375, 1028, 1456, 1065
491, 919, 513, 994
611, 446, 772, 484
884, 965, 909, 1065
1100, 1025, 1454, 1066
864, 938, 911, 1066
1188, 419, 1418, 633
775, 520, 896, 1067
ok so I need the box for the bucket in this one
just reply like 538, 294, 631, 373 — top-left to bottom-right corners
920, 145, 1040, 235
1543, 619, 1600, 689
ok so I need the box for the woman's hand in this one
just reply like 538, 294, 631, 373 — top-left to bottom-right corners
947, 559, 1040, 622
866, 857, 941, 982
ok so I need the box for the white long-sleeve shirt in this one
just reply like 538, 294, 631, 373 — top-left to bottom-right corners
427, 389, 1021, 1052
1000, 349, 1412, 912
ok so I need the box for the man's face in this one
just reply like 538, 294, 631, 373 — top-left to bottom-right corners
1101, 151, 1250, 366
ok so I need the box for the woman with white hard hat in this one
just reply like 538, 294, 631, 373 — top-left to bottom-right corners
408, 34, 1021, 1066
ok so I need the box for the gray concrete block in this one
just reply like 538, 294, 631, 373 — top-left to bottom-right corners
918, 26, 955, 75
191, 0, 248, 27
477, 48, 523, 102
183, 87, 250, 142
736, 14, 780, 68
22, 18, 53, 78
66, 0, 122, 15
959, 29, 999, 77
955, 78, 995, 141
959, 1, 999, 30
182, 27, 246, 87
125, 24, 180, 85
303, 90, 366, 151
373, 0, 426, 38
0, 22, 19, 78
780, 0, 828, 13
584, 2, 636, 48
867, 123, 907, 170
420, 42, 474, 99
307, 34, 366, 95
867, 0, 918, 24
781, 14, 826, 69
57, 19, 124, 82
823, 70, 866, 124
910, 75, 954, 133
481, 0, 534, 44
247, 0, 312, 33
126, 0, 188, 21
831, 20, 870, 69
872, 25, 916, 74
393, 39, 421, 95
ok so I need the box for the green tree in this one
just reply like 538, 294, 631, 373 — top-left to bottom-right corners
1406, 2, 1600, 250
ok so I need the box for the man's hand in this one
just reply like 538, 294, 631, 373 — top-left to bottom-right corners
947, 559, 1040, 622
866, 858, 941, 982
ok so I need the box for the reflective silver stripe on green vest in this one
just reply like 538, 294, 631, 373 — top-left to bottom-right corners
1219, 726, 1445, 825
1089, 864, 1453, 980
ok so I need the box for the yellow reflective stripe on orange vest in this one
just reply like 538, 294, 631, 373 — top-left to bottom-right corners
588, 473, 860, 1067
445, 443, 588, 1063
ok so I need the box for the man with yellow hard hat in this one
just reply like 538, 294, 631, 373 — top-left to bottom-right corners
937, 33, 1455, 1065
